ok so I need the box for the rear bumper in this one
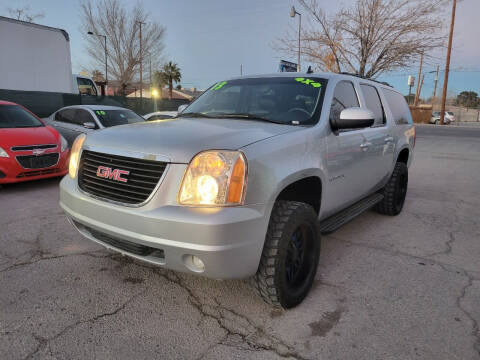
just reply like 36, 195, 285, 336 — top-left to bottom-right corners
60, 175, 271, 279
0, 151, 69, 184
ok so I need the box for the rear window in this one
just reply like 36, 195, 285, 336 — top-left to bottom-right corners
0, 105, 44, 128
447, 112, 454, 116
382, 89, 412, 125
94, 109, 145, 127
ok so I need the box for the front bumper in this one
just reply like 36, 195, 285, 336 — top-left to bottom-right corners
0, 150, 69, 184
60, 174, 270, 279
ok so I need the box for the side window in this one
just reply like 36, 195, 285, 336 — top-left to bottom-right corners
330, 81, 359, 126
361, 84, 385, 126
383, 88, 412, 125
75, 109, 97, 127
55, 109, 76, 124
77, 78, 98, 96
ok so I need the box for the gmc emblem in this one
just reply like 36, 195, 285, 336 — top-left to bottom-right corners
96, 166, 130, 183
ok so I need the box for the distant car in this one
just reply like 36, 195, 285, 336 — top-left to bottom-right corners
44, 105, 145, 146
0, 100, 69, 184
430, 111, 455, 125
143, 111, 177, 121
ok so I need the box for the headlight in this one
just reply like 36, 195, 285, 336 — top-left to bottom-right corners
69, 134, 86, 179
60, 135, 68, 152
178, 150, 247, 206
0, 146, 9, 158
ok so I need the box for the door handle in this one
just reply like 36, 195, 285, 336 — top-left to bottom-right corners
384, 136, 394, 143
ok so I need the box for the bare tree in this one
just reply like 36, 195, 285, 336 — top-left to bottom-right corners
8, 5, 44, 22
80, 0, 165, 94
275, 0, 448, 78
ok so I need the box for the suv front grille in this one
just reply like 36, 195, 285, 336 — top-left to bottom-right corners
16, 153, 59, 169
78, 150, 167, 205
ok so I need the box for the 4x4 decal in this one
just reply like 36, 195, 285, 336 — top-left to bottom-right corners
295, 77, 322, 88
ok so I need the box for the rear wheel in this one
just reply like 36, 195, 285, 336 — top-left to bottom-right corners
375, 162, 408, 216
251, 201, 320, 308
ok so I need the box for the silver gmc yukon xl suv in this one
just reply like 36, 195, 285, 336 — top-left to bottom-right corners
60, 73, 415, 308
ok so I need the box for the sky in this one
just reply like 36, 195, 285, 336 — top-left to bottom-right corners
1, 0, 479, 97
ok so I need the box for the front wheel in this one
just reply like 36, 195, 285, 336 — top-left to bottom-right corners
251, 201, 320, 308
375, 162, 408, 216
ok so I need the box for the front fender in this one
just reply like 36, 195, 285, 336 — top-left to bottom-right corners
241, 127, 327, 211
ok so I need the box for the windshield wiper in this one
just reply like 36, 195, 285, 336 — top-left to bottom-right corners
218, 113, 285, 124
177, 112, 214, 118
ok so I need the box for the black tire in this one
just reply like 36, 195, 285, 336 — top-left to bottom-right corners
375, 162, 408, 216
251, 201, 320, 308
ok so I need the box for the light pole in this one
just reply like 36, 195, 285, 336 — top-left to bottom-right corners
87, 31, 107, 92
290, 6, 302, 72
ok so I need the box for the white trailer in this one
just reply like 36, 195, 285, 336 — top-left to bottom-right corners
0, 16, 98, 95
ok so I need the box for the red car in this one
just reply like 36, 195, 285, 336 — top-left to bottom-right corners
0, 101, 69, 184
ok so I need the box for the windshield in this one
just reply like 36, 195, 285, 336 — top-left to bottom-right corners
181, 77, 327, 125
94, 109, 145, 127
447, 112, 454, 116
0, 105, 44, 128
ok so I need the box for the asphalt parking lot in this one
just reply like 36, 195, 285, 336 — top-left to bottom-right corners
1, 125, 479, 360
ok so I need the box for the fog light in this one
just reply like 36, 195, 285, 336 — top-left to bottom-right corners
183, 254, 205, 273
192, 256, 204, 270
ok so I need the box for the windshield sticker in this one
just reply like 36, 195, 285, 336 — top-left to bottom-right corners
95, 110, 106, 116
212, 81, 227, 90
295, 78, 322, 88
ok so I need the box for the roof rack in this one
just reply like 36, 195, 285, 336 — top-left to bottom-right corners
339, 72, 393, 88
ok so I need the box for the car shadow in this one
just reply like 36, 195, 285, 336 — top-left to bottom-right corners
0, 176, 64, 194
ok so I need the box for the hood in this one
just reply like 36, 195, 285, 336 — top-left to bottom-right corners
0, 125, 59, 149
84, 117, 301, 163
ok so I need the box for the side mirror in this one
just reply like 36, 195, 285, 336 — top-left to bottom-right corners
177, 104, 188, 113
331, 107, 375, 131
83, 122, 96, 129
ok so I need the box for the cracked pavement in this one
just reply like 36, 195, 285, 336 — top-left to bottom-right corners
1, 126, 479, 359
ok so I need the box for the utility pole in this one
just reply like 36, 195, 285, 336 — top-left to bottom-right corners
417, 74, 425, 104
414, 51, 424, 107
136, 21, 146, 99
440, 0, 457, 125
240, 64, 243, 76
433, 65, 440, 100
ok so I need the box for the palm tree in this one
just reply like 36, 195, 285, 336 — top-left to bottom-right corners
155, 62, 181, 100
